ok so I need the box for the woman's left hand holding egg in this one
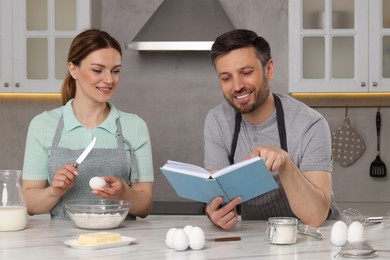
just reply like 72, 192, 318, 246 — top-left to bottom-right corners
89, 176, 107, 190
91, 176, 126, 199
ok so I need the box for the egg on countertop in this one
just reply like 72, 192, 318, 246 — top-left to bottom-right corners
165, 228, 178, 249
165, 226, 206, 251
172, 229, 189, 251
331, 221, 348, 246
89, 176, 107, 190
183, 225, 194, 237
348, 221, 365, 243
189, 226, 205, 250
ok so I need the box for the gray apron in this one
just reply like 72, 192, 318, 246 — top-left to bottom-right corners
48, 115, 135, 219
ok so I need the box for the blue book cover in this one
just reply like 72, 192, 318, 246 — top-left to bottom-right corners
160, 156, 278, 205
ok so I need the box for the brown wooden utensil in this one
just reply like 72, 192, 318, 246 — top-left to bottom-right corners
370, 107, 387, 178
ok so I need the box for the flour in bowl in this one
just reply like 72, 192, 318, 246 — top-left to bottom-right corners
70, 213, 124, 229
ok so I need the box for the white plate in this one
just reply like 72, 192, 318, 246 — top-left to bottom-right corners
64, 236, 136, 250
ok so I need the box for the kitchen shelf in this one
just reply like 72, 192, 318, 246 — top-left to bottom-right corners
290, 93, 390, 107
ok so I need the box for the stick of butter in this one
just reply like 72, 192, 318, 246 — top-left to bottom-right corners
78, 232, 121, 245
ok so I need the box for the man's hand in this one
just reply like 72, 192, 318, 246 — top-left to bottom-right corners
205, 197, 242, 229
249, 146, 287, 172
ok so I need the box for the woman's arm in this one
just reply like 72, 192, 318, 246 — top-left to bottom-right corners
22, 163, 78, 215
123, 182, 153, 217
22, 180, 59, 215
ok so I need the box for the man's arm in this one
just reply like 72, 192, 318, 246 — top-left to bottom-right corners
250, 146, 332, 227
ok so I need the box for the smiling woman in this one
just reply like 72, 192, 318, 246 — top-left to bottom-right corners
21, 29, 154, 220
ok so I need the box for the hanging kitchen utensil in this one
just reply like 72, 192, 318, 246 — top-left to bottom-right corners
370, 107, 387, 178
332, 107, 366, 167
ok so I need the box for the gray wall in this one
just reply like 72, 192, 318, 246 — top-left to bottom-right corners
1, 0, 389, 214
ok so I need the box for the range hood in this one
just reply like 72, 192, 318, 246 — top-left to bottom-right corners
125, 0, 234, 51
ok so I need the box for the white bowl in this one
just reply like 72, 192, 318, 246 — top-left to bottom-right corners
64, 199, 130, 229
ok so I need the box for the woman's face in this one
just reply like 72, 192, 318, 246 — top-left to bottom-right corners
69, 48, 122, 104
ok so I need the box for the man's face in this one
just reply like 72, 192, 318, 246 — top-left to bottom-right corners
214, 46, 273, 114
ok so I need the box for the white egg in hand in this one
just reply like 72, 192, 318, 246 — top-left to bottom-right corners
348, 221, 365, 243
89, 176, 107, 189
331, 221, 348, 246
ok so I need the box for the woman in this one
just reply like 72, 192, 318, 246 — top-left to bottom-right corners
22, 29, 154, 219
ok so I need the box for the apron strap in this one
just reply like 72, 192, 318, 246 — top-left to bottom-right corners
51, 114, 65, 149
115, 118, 138, 180
228, 111, 242, 165
273, 94, 288, 152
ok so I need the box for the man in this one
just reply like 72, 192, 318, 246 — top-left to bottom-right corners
204, 29, 339, 229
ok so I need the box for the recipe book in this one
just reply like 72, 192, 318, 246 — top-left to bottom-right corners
160, 156, 278, 205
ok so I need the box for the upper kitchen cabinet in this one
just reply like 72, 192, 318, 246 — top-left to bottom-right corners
289, 0, 390, 93
0, 0, 100, 93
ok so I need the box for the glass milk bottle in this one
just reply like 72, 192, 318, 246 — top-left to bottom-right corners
0, 170, 27, 231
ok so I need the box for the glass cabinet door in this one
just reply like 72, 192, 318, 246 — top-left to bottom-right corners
11, 0, 91, 93
0, 0, 13, 92
369, 0, 390, 92
289, 0, 368, 93
384, 0, 390, 79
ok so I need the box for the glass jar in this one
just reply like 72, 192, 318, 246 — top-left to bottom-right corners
0, 170, 27, 231
266, 217, 298, 245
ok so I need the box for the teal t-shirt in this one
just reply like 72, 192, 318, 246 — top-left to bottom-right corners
22, 100, 154, 183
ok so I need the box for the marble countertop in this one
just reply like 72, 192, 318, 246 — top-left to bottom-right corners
1, 215, 390, 259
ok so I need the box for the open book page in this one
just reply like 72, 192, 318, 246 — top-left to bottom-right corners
212, 156, 262, 178
162, 160, 211, 178
214, 156, 277, 202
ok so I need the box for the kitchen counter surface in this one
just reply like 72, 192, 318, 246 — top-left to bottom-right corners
1, 215, 390, 259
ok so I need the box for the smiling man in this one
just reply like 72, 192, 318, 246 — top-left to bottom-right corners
203, 29, 340, 229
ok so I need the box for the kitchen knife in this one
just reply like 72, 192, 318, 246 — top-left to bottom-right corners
73, 137, 96, 168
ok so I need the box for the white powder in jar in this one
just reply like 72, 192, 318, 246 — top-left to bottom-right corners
267, 217, 298, 245
70, 213, 123, 229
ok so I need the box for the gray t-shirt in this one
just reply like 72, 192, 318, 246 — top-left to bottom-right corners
204, 94, 340, 220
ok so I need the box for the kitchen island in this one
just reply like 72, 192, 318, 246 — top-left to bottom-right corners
1, 215, 390, 259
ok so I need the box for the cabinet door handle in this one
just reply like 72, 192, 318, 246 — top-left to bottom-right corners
361, 82, 366, 87
15, 83, 20, 88
372, 82, 378, 87
4, 82, 9, 87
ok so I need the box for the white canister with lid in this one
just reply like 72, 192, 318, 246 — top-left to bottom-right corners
266, 217, 298, 245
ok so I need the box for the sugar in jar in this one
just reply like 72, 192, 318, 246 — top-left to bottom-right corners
266, 217, 298, 245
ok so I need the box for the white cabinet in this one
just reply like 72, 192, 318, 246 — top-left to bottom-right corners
0, 0, 96, 93
289, 0, 390, 93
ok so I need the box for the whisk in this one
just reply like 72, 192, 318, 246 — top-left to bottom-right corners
341, 208, 390, 225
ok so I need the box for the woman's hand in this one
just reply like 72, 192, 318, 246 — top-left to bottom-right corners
92, 176, 126, 199
50, 163, 78, 197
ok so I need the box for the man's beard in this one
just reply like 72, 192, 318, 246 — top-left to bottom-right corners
224, 78, 270, 114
